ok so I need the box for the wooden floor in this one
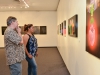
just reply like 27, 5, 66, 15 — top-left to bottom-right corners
0, 48, 70, 75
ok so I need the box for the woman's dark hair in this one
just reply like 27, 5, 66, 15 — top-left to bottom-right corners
24, 24, 33, 31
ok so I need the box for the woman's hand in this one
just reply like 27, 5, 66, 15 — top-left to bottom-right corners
35, 52, 38, 57
28, 54, 33, 58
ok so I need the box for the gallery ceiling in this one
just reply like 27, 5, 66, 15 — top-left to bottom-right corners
0, 0, 60, 11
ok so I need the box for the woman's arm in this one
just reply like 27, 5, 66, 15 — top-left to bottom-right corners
23, 34, 32, 58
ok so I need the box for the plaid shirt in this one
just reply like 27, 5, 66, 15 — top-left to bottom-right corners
4, 27, 25, 65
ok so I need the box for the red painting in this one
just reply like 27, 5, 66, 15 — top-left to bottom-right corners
86, 0, 100, 58
63, 20, 66, 37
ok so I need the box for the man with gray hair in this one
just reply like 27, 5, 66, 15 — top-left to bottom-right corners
4, 16, 25, 75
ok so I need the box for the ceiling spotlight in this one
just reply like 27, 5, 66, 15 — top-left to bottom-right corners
22, 0, 29, 8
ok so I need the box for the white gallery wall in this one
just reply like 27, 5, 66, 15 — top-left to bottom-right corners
0, 11, 57, 47
57, 0, 100, 75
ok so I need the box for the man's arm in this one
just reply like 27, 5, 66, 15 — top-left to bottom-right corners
7, 28, 22, 45
16, 27, 23, 45
18, 32, 23, 45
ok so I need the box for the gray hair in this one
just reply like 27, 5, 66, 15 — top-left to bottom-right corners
7, 16, 17, 26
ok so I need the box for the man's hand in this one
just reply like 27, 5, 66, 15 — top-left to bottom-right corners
16, 27, 21, 34
16, 27, 23, 45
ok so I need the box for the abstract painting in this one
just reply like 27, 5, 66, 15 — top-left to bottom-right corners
40, 26, 47, 34
33, 26, 40, 34
61, 22, 63, 35
63, 20, 66, 37
1, 26, 7, 35
68, 14, 78, 37
86, 0, 100, 58
60, 24, 62, 35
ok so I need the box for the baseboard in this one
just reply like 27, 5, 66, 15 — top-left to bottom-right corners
0, 47, 4, 49
38, 46, 57, 48
0, 46, 57, 49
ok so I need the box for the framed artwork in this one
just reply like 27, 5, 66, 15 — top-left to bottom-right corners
63, 20, 66, 37
33, 26, 47, 35
61, 22, 63, 35
86, 0, 100, 58
68, 14, 78, 37
40, 26, 47, 34
1, 26, 25, 35
19, 26, 25, 34
60, 24, 61, 35
33, 26, 40, 34
1, 25, 47, 35
1, 26, 7, 35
